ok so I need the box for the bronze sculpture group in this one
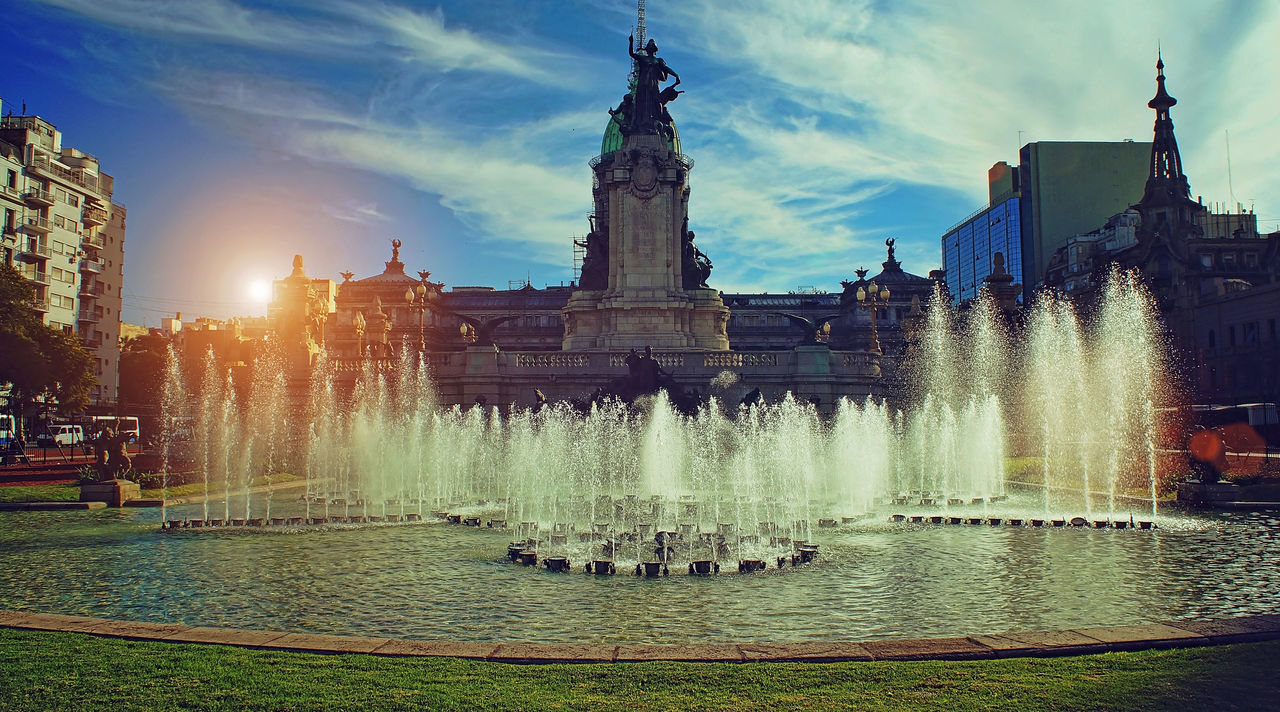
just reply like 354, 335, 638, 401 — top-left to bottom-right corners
91, 428, 133, 481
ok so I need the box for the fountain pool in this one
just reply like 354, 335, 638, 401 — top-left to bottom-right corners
0, 502, 1276, 644
3, 270, 1252, 645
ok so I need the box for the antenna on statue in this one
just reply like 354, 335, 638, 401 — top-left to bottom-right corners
629, 0, 647, 84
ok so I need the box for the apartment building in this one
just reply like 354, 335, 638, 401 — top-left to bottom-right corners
0, 100, 126, 406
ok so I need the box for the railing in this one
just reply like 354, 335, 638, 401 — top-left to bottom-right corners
607, 352, 686, 369
513, 353, 590, 368
703, 352, 779, 368
23, 188, 54, 205
0, 116, 42, 130
81, 257, 105, 273
22, 216, 51, 233
29, 155, 109, 196
82, 233, 104, 249
22, 240, 52, 258
30, 296, 51, 312
23, 269, 50, 285
82, 206, 108, 225
78, 308, 101, 323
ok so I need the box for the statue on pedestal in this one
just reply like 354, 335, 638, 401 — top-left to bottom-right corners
615, 35, 682, 137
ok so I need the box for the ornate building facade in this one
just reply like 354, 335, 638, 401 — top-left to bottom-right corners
1042, 56, 1280, 403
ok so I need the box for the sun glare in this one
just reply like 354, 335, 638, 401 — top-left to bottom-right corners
248, 280, 272, 303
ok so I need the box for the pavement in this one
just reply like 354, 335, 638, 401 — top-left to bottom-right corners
3, 610, 1278, 663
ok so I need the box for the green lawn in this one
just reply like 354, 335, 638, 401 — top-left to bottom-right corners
1, 629, 1277, 711
0, 485, 79, 503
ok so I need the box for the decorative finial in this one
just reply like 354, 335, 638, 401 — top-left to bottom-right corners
418, 270, 432, 282
855, 267, 868, 280
340, 270, 354, 283
390, 239, 402, 262
885, 237, 896, 261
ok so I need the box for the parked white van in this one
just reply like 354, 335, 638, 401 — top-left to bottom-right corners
36, 424, 85, 448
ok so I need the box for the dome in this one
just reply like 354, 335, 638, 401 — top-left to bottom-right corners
600, 106, 681, 157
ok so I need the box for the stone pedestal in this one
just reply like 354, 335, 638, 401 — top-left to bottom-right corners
80, 479, 141, 507
1176, 481, 1241, 506
563, 135, 729, 352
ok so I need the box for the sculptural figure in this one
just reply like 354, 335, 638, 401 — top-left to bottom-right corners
680, 219, 713, 289
576, 217, 609, 289
625, 35, 681, 136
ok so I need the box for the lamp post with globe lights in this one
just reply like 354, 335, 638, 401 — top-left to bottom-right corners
353, 311, 366, 358
404, 283, 435, 353
855, 280, 891, 355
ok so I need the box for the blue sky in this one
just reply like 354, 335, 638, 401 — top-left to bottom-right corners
4, 0, 1278, 325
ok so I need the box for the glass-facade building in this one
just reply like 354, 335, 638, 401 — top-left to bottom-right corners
941, 196, 1022, 305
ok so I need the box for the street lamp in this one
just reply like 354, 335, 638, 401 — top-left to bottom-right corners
405, 284, 430, 352
353, 311, 366, 358
855, 280, 891, 354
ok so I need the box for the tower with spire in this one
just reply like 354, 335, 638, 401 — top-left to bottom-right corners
1133, 53, 1204, 248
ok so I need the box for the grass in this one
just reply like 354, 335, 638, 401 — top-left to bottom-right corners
0, 485, 79, 503
1, 629, 1278, 712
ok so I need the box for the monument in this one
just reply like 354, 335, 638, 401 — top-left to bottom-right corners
317, 27, 883, 411
562, 35, 731, 351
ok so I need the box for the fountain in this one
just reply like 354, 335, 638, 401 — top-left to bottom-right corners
147, 269, 1181, 583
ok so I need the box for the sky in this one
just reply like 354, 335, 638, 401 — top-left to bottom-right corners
3, 0, 1278, 326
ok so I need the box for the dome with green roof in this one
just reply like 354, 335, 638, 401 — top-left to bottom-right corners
600, 99, 682, 157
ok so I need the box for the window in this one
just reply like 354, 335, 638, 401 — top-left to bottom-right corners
67, 194, 79, 208
6, 170, 15, 188
1200, 253, 1213, 268
1207, 330, 1215, 348
1245, 253, 1258, 269
1244, 322, 1258, 345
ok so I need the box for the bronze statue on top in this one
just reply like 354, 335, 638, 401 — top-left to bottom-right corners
611, 35, 682, 137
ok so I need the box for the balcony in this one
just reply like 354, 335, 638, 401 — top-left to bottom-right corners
24, 188, 55, 207
82, 257, 105, 274
78, 308, 101, 324
20, 240, 52, 259
82, 205, 107, 227
28, 155, 107, 197
79, 281, 98, 298
30, 296, 50, 312
22, 269, 50, 286
22, 216, 51, 234
82, 233, 104, 249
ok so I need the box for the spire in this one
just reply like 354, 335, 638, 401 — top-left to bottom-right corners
1140, 52, 1190, 205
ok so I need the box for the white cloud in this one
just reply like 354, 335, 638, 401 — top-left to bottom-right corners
324, 201, 392, 224
33, 0, 1280, 298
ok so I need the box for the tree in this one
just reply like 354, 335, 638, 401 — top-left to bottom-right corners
118, 333, 171, 409
0, 265, 97, 441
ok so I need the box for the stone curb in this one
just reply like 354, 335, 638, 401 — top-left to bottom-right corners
2, 610, 1278, 664
0, 501, 106, 511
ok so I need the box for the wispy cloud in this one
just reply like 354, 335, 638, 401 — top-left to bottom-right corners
323, 200, 392, 225
26, 0, 1280, 298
